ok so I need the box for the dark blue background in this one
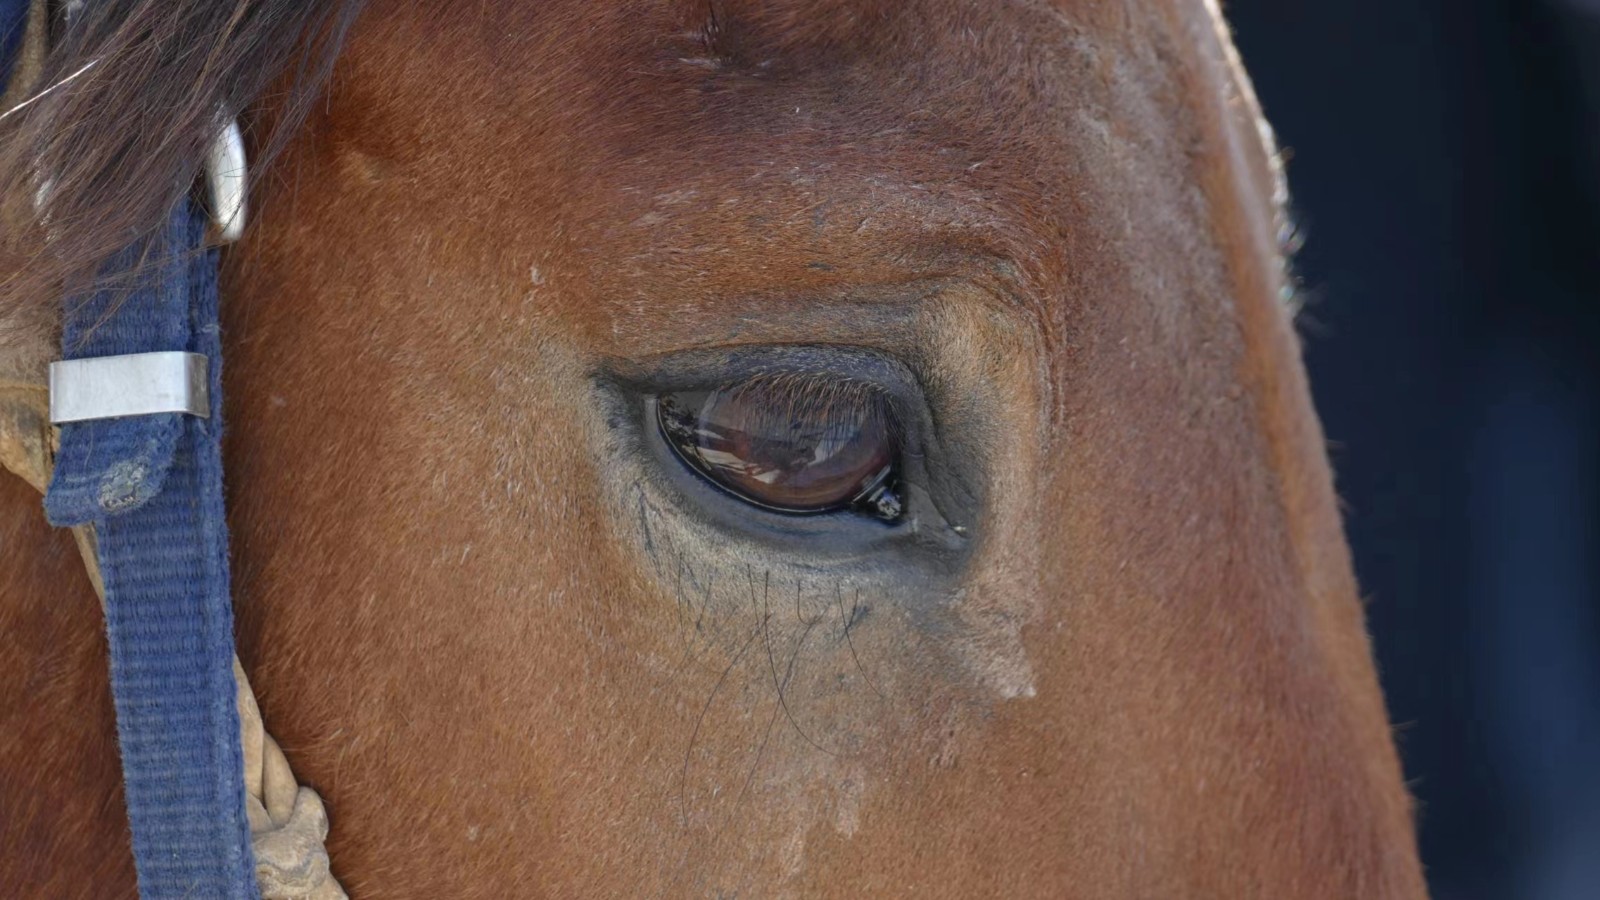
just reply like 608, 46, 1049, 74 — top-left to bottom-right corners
1228, 3, 1600, 897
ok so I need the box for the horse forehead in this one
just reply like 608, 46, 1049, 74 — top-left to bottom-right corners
332, 0, 1247, 308
344, 0, 1211, 187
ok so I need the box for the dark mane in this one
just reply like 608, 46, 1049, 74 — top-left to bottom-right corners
0, 0, 364, 318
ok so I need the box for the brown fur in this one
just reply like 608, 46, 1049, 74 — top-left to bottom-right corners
0, 1, 1427, 896
0, 474, 134, 897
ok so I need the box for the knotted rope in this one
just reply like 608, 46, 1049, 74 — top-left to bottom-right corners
0, 388, 346, 899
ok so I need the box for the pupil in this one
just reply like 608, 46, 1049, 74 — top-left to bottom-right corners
656, 380, 900, 517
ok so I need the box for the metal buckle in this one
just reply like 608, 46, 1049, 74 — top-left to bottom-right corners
48, 352, 210, 424
45, 118, 238, 425
46, 119, 240, 426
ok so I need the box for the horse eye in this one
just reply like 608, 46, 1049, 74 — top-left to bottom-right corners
655, 380, 903, 521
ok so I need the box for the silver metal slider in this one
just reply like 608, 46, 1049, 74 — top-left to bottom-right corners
205, 118, 247, 242
49, 352, 210, 424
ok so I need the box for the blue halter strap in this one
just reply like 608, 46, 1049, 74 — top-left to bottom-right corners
4, 5, 256, 890
43, 205, 260, 899
5, 4, 258, 896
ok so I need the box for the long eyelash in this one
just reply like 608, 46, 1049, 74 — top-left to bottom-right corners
722, 371, 899, 439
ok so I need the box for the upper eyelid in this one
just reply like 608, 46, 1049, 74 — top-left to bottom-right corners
600, 344, 924, 403
721, 373, 896, 422
724, 369, 891, 400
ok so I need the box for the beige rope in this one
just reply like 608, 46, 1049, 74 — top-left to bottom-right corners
237, 660, 346, 899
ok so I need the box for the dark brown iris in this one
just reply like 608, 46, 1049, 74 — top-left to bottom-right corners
656, 378, 902, 519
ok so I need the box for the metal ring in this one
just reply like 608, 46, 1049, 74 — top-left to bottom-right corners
205, 118, 247, 242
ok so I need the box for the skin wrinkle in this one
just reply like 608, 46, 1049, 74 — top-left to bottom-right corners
0, 1, 1426, 897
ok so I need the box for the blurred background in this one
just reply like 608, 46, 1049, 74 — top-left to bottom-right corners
1226, 3, 1600, 898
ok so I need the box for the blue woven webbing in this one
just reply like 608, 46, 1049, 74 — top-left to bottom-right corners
45, 204, 259, 899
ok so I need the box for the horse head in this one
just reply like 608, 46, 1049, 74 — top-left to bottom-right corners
0, 1, 1426, 896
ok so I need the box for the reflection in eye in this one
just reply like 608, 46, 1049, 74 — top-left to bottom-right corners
655, 376, 903, 521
